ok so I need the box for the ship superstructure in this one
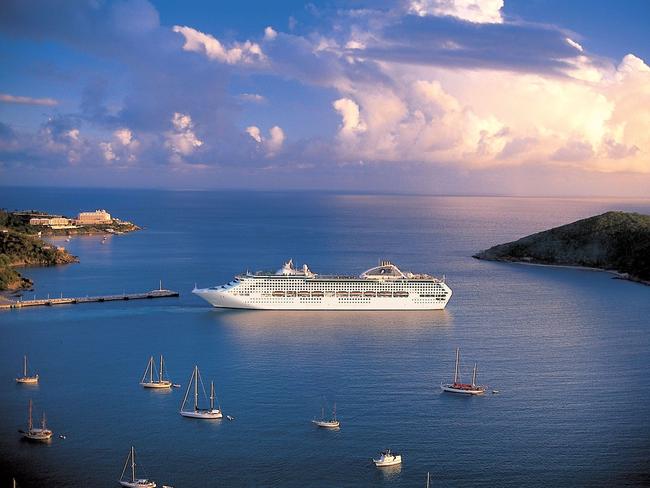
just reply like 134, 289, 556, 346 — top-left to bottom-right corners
193, 260, 452, 310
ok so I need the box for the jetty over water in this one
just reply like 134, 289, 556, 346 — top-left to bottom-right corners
0, 288, 179, 310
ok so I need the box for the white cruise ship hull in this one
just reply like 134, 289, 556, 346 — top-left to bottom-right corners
193, 288, 451, 310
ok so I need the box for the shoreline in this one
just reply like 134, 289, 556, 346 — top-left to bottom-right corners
474, 256, 650, 286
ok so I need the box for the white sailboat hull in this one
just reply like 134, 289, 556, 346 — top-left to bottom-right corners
441, 384, 485, 395
16, 376, 39, 384
312, 420, 340, 428
180, 409, 223, 419
22, 429, 52, 441
119, 480, 156, 488
140, 381, 172, 389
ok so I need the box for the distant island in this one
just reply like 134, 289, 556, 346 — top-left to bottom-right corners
473, 211, 650, 285
0, 208, 139, 291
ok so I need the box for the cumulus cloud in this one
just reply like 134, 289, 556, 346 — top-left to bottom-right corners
98, 128, 140, 164
246, 125, 285, 156
246, 126, 262, 143
173, 25, 265, 65
0, 93, 58, 106
408, 0, 504, 24
165, 112, 203, 158
333, 98, 366, 138
264, 26, 277, 41
114, 128, 134, 146
100, 142, 117, 161
1, 0, 649, 192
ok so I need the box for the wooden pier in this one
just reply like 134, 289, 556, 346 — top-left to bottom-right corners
0, 288, 179, 310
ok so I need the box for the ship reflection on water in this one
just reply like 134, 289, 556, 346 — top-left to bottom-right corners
207, 309, 453, 338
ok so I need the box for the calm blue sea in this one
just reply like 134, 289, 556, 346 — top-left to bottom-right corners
1, 188, 650, 487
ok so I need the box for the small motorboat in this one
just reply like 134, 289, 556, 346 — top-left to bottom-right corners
312, 403, 340, 429
441, 348, 486, 395
226, 415, 235, 421
59, 434, 66, 439
20, 400, 52, 442
373, 449, 402, 467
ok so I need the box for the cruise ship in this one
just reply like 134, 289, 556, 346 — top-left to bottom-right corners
192, 260, 452, 310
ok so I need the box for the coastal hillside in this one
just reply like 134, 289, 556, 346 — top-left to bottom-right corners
474, 211, 650, 282
0, 227, 77, 291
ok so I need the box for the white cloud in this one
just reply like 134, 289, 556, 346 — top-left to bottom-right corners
0, 93, 58, 106
266, 126, 285, 155
246, 125, 285, 155
239, 93, 266, 103
264, 26, 277, 41
333, 98, 367, 136
326, 50, 650, 173
165, 112, 203, 157
246, 126, 262, 143
100, 142, 116, 161
173, 25, 265, 65
67, 129, 80, 141
114, 128, 133, 145
565, 37, 584, 52
408, 0, 504, 24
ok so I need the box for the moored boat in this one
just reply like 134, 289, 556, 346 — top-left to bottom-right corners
312, 403, 340, 429
373, 449, 402, 467
20, 400, 52, 442
118, 446, 156, 488
179, 366, 223, 419
441, 348, 486, 395
192, 259, 452, 310
15, 355, 39, 384
140, 355, 173, 389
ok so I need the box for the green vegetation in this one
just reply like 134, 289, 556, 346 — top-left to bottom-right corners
0, 209, 79, 291
474, 211, 650, 283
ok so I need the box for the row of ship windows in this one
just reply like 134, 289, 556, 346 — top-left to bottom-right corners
238, 281, 442, 288
233, 291, 447, 298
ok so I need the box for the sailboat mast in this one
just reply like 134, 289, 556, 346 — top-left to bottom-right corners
24, 355, 27, 377
454, 348, 460, 384
28, 399, 33, 431
149, 357, 154, 383
472, 363, 477, 387
131, 446, 136, 482
194, 366, 199, 410
210, 381, 215, 410
41, 412, 46, 430
159, 355, 164, 383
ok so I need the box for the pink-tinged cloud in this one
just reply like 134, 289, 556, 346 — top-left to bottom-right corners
0, 93, 58, 106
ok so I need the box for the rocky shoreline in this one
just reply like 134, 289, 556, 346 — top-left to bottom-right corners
473, 211, 650, 286
0, 208, 138, 291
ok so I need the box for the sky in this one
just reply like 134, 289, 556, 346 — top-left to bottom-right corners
1, 0, 649, 196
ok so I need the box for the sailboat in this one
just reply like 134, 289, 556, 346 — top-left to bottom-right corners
15, 355, 39, 384
312, 403, 340, 429
19, 399, 52, 441
179, 366, 223, 419
118, 446, 156, 488
140, 355, 173, 389
441, 348, 486, 395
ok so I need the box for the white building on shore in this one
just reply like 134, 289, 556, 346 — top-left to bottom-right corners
76, 209, 112, 225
